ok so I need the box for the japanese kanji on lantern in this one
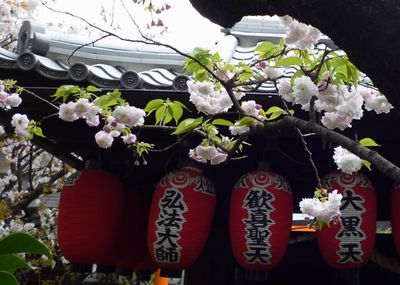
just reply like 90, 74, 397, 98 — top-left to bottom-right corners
317, 171, 376, 269
229, 171, 293, 271
391, 184, 400, 255
147, 166, 216, 269
57, 169, 124, 265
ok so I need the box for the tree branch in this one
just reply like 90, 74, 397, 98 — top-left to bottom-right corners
260, 116, 400, 183
9, 169, 66, 215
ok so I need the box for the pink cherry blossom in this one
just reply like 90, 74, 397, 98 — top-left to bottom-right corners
95, 130, 114, 149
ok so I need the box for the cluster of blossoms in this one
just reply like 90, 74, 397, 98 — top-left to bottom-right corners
0, 82, 22, 108
11, 113, 30, 139
58, 99, 145, 149
229, 100, 265, 135
277, 75, 393, 131
189, 145, 228, 165
299, 189, 343, 227
94, 105, 144, 149
58, 99, 101, 126
255, 61, 284, 81
188, 81, 244, 115
0, 0, 40, 49
281, 16, 322, 50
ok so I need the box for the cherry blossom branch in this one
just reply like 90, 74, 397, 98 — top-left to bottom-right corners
67, 34, 112, 64
136, 125, 230, 153
8, 168, 66, 215
15, 84, 60, 110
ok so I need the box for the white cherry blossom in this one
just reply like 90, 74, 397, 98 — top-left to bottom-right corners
189, 145, 227, 165
4, 93, 22, 107
293, 76, 318, 109
299, 190, 342, 225
282, 16, 322, 50
277, 78, 294, 103
95, 130, 114, 148
112, 105, 145, 127
74, 98, 91, 117
122, 134, 137, 144
11, 113, 29, 129
333, 146, 365, 174
58, 102, 79, 122
321, 112, 353, 130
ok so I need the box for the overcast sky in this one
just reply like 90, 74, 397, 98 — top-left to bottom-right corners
37, 0, 223, 50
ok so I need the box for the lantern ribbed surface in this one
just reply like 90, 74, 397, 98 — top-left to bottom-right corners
317, 171, 376, 269
116, 187, 156, 271
229, 171, 293, 271
147, 167, 216, 269
391, 184, 400, 255
57, 169, 124, 265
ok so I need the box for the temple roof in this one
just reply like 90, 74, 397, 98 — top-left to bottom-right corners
0, 17, 333, 92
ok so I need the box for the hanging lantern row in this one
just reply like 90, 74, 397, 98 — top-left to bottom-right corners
57, 168, 393, 273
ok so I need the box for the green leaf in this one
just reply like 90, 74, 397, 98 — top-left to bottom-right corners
0, 233, 52, 265
255, 41, 275, 54
163, 108, 173, 125
52, 85, 80, 102
212, 118, 233, 127
155, 105, 166, 125
170, 102, 184, 124
171, 117, 203, 135
110, 89, 121, 100
33, 127, 45, 138
359, 138, 380, 147
0, 271, 18, 285
290, 69, 305, 86
174, 100, 190, 111
94, 95, 117, 108
363, 161, 372, 171
86, 85, 101, 92
275, 56, 302, 67
264, 106, 287, 121
144, 99, 164, 115
265, 106, 285, 115
236, 116, 255, 126
194, 69, 209, 81
0, 254, 32, 271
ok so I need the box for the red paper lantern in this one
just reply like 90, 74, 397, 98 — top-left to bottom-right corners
391, 184, 400, 255
229, 171, 293, 271
147, 167, 216, 269
317, 171, 376, 269
116, 187, 157, 272
58, 169, 124, 265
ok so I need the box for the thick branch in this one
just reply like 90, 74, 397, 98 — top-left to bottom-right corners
260, 116, 400, 182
